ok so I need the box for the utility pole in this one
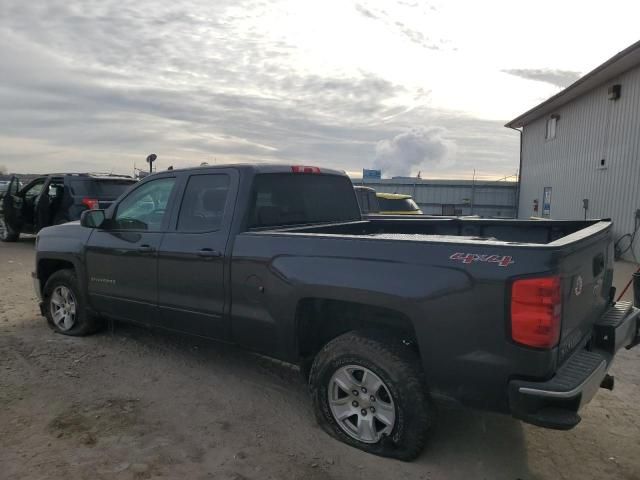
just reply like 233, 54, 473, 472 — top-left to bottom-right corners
470, 169, 476, 215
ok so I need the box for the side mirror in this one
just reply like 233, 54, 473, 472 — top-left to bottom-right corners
80, 209, 106, 228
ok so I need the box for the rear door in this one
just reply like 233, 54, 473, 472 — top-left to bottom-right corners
35, 176, 65, 230
85, 176, 178, 324
157, 169, 238, 339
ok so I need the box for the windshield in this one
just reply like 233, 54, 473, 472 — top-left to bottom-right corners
377, 197, 420, 212
69, 178, 136, 199
249, 173, 361, 228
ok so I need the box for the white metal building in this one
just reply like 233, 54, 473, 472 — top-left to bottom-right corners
506, 40, 640, 258
356, 178, 517, 217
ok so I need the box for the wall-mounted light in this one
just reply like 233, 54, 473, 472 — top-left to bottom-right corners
608, 84, 621, 100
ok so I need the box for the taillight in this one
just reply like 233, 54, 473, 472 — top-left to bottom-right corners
82, 197, 99, 210
291, 165, 321, 174
511, 275, 562, 348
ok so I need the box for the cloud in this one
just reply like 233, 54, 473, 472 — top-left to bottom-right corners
0, 0, 519, 179
502, 68, 582, 88
354, 2, 444, 50
354, 4, 378, 19
374, 128, 455, 177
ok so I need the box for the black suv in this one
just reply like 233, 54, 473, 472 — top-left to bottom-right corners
0, 173, 137, 242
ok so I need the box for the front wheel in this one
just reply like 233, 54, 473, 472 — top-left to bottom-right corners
43, 269, 103, 336
309, 330, 432, 461
0, 215, 20, 242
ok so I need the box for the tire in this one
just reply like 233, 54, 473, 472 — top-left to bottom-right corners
0, 215, 20, 242
309, 330, 432, 461
43, 269, 103, 336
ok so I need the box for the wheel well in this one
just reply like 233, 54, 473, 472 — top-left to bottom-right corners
296, 298, 419, 361
38, 259, 75, 292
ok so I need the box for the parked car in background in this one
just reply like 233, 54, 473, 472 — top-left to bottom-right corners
0, 173, 137, 242
32, 164, 640, 460
376, 192, 423, 215
354, 186, 380, 214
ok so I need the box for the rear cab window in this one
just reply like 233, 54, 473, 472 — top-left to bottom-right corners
248, 173, 360, 228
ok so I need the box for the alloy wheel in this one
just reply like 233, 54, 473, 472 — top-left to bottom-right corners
50, 286, 77, 331
328, 365, 396, 443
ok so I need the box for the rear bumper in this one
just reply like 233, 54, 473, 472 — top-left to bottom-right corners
508, 301, 640, 429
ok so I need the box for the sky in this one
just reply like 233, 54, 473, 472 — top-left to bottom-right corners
2, 1, 639, 180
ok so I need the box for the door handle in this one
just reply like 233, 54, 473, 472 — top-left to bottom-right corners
137, 244, 155, 253
197, 248, 222, 258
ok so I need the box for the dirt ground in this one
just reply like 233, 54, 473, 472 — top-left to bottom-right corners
1, 238, 639, 480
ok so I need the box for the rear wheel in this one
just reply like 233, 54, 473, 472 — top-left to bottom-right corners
43, 269, 103, 336
309, 330, 432, 460
0, 216, 20, 242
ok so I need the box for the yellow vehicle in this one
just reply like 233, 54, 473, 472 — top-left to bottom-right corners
375, 192, 423, 215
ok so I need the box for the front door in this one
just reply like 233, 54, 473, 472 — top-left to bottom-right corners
4, 177, 47, 234
1, 176, 21, 235
85, 176, 178, 324
157, 170, 238, 339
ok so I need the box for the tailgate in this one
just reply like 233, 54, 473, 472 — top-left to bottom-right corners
556, 231, 613, 363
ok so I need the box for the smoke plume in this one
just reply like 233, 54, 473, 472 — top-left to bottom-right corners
373, 127, 454, 177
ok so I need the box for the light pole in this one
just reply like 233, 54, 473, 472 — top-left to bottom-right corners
146, 154, 157, 173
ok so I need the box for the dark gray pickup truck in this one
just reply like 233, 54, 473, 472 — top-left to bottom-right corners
33, 164, 640, 460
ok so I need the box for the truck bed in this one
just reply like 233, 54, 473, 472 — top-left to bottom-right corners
266, 217, 608, 246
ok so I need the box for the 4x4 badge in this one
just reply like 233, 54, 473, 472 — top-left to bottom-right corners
449, 252, 514, 267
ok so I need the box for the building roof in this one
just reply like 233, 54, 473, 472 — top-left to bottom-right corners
505, 39, 640, 129
357, 178, 517, 188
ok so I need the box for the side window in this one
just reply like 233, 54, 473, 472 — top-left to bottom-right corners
114, 177, 176, 231
9, 177, 21, 196
368, 192, 378, 212
177, 174, 230, 232
361, 191, 370, 213
545, 115, 558, 140
48, 182, 64, 199
356, 190, 366, 213
23, 180, 45, 198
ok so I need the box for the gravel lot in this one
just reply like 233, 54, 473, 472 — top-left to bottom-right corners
1, 237, 639, 480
